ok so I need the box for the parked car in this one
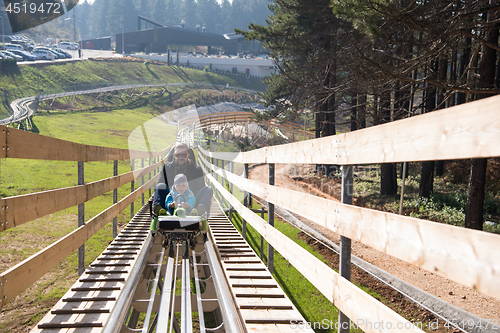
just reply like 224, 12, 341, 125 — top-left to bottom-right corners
11, 40, 34, 51
58, 41, 78, 50
31, 49, 56, 60
9, 50, 36, 61
32, 47, 61, 59
4, 43, 24, 51
0, 51, 14, 59
3, 50, 23, 61
53, 48, 72, 58
50, 49, 67, 59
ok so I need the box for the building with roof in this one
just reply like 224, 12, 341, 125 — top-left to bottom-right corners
116, 16, 253, 56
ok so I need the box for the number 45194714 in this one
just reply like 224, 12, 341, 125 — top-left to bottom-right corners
5, 2, 61, 14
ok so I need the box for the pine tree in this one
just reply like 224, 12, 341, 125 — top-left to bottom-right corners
152, 0, 168, 25
180, 0, 197, 28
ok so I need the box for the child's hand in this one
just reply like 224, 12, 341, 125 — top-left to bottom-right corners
181, 202, 189, 209
169, 202, 176, 210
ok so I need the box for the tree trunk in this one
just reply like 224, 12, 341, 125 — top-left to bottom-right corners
419, 161, 434, 197
457, 35, 472, 105
435, 56, 448, 177
465, 158, 488, 230
465, 2, 499, 230
316, 31, 338, 178
379, 91, 398, 195
400, 162, 408, 180
435, 161, 445, 177
358, 94, 366, 128
419, 61, 437, 197
381, 163, 397, 195
351, 94, 358, 131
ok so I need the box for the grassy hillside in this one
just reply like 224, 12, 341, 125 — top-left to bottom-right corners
0, 57, 266, 118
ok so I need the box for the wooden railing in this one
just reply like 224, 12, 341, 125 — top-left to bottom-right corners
178, 111, 315, 139
197, 94, 500, 332
0, 125, 169, 309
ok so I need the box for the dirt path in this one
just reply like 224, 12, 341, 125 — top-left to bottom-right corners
249, 164, 500, 322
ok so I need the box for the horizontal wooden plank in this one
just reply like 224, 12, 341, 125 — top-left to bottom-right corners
63, 296, 116, 302
204, 168, 425, 333
37, 322, 103, 328
199, 145, 267, 164
203, 155, 500, 301
240, 305, 294, 310
267, 94, 500, 164
0, 125, 169, 161
0, 161, 162, 232
51, 308, 111, 314
0, 186, 85, 232
232, 284, 279, 288
200, 95, 500, 165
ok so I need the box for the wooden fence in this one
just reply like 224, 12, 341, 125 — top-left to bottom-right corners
0, 124, 169, 309
178, 111, 315, 139
196, 94, 500, 332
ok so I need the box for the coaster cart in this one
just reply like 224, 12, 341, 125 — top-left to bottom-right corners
149, 194, 208, 250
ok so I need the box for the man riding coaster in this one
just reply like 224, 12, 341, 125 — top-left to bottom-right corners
153, 143, 213, 218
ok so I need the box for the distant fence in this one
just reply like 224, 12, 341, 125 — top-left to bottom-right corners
195, 94, 500, 333
0, 124, 169, 309
178, 111, 315, 140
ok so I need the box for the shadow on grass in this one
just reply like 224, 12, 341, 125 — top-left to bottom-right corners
170, 66, 193, 83
145, 63, 159, 80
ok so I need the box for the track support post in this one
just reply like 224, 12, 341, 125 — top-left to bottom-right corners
113, 160, 118, 238
78, 161, 85, 276
131, 159, 134, 219
242, 163, 248, 239
339, 165, 353, 333
141, 158, 145, 206
229, 161, 234, 220
268, 163, 275, 274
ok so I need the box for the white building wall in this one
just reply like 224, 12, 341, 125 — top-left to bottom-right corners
134, 54, 276, 78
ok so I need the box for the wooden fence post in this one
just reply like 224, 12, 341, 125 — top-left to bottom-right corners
339, 165, 353, 333
78, 161, 85, 276
220, 159, 225, 209
131, 159, 134, 219
149, 157, 152, 198
268, 163, 275, 274
242, 163, 248, 239
141, 158, 145, 206
260, 208, 264, 260
113, 160, 118, 238
229, 161, 233, 220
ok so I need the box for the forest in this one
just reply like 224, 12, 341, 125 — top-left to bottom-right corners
36, 0, 272, 41
238, 0, 500, 231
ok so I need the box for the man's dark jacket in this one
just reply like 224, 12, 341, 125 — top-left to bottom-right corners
158, 160, 205, 195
